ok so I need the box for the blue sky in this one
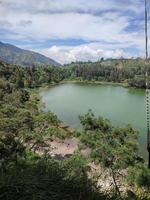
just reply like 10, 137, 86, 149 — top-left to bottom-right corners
0, 0, 149, 63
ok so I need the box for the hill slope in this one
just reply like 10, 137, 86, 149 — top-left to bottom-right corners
0, 41, 60, 67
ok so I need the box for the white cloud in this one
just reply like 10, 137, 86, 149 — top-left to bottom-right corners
0, 0, 145, 43
0, 10, 144, 47
37, 44, 130, 64
0, 0, 147, 63
1, 0, 143, 14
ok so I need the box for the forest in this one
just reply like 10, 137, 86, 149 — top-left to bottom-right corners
0, 60, 150, 200
1, 58, 150, 89
65, 58, 150, 88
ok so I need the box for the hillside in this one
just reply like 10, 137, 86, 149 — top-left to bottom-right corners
0, 61, 150, 199
0, 41, 61, 67
64, 58, 150, 88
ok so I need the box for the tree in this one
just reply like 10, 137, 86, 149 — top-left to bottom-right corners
128, 164, 150, 188
79, 111, 141, 196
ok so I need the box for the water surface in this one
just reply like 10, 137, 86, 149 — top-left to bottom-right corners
40, 83, 149, 159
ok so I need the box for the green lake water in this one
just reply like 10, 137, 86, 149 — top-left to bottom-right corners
40, 83, 149, 159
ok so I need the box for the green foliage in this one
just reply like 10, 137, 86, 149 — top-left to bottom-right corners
79, 111, 144, 197
128, 164, 150, 188
0, 61, 69, 88
79, 109, 112, 132
80, 111, 140, 169
1, 62, 107, 199
1, 58, 150, 89
0, 153, 108, 200
0, 60, 150, 199
65, 59, 150, 88
0, 135, 25, 169
34, 112, 60, 127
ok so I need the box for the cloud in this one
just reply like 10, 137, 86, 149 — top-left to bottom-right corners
0, 10, 144, 45
0, 0, 148, 63
1, 0, 144, 15
0, 20, 12, 27
18, 20, 32, 27
37, 44, 130, 64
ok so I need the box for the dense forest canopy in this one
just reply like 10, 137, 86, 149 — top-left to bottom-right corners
1, 58, 150, 89
0, 60, 150, 199
65, 58, 150, 88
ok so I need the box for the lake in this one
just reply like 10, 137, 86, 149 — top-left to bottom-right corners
40, 83, 149, 159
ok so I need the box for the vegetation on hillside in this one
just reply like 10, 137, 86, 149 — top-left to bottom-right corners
79, 111, 150, 197
0, 61, 68, 88
1, 57, 150, 89
0, 61, 150, 199
0, 41, 61, 67
65, 58, 150, 88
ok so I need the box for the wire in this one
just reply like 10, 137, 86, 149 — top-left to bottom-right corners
145, 0, 150, 168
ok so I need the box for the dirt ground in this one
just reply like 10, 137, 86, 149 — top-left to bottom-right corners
49, 137, 79, 157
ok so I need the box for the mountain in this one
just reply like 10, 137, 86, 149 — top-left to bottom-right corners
0, 41, 61, 67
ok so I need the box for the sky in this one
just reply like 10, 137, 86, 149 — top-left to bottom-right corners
0, 0, 149, 64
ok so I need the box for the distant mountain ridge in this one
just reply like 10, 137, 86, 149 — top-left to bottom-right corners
0, 41, 61, 67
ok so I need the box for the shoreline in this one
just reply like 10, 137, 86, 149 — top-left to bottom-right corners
37, 79, 145, 91
61, 80, 128, 87
36, 80, 146, 160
